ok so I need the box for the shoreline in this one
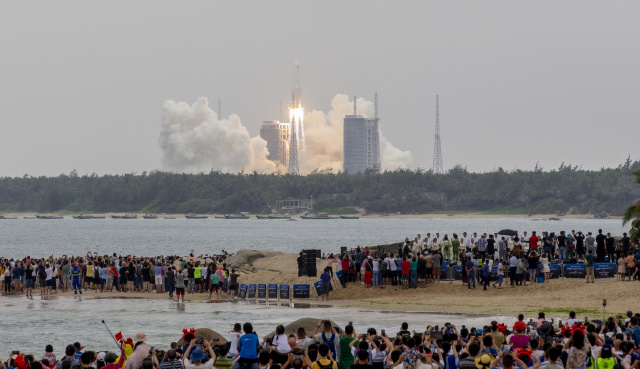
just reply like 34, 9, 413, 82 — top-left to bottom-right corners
0, 211, 622, 220
2, 275, 632, 320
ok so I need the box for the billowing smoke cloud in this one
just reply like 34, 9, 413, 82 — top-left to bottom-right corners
300, 94, 413, 173
159, 95, 412, 174
159, 97, 276, 173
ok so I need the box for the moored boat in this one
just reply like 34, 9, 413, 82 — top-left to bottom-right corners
301, 213, 337, 219
268, 215, 292, 219
143, 214, 158, 219
36, 215, 64, 219
73, 214, 106, 219
186, 214, 208, 219
224, 214, 250, 219
0, 215, 17, 219
340, 215, 360, 219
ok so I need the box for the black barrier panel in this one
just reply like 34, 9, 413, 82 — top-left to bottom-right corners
594, 263, 616, 279
258, 284, 267, 299
537, 264, 561, 279
440, 265, 463, 280
248, 284, 257, 299
268, 284, 278, 299
564, 264, 586, 278
280, 284, 290, 300
313, 280, 334, 295
293, 284, 311, 299
238, 284, 248, 299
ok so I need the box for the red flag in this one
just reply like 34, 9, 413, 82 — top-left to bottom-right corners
115, 332, 123, 342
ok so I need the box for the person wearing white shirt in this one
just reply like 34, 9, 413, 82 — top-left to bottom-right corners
462, 233, 472, 251
425, 233, 432, 250
418, 234, 424, 249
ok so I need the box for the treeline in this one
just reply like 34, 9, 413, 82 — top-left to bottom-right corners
1, 158, 639, 215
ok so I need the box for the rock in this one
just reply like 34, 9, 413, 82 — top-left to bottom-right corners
225, 249, 284, 269
176, 328, 228, 345
266, 317, 344, 338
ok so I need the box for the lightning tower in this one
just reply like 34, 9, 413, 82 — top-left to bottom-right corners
433, 94, 443, 174
288, 62, 303, 175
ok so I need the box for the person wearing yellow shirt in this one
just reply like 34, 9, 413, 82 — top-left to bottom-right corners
194, 263, 202, 293
311, 343, 338, 369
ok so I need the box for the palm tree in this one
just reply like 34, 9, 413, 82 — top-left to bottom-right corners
622, 169, 640, 242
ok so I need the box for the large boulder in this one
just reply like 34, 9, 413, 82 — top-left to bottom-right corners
225, 249, 284, 269
266, 318, 344, 338
176, 328, 228, 345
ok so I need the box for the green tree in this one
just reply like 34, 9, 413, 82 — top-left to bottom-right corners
622, 169, 640, 242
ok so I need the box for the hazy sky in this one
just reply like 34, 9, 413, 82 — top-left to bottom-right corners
1, 1, 639, 177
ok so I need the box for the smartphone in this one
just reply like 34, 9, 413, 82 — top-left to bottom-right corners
12, 351, 20, 355
585, 317, 589, 324
529, 319, 533, 324
381, 329, 386, 337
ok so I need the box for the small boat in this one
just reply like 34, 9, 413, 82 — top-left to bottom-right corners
163, 216, 176, 219
36, 215, 63, 219
340, 215, 360, 219
186, 214, 208, 219
73, 214, 106, 219
549, 217, 561, 221
268, 215, 292, 219
214, 216, 226, 219
256, 215, 270, 219
0, 215, 17, 219
301, 213, 337, 220
224, 214, 250, 219
143, 214, 158, 219
23, 216, 36, 219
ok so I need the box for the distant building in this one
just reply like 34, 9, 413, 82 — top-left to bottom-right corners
275, 198, 313, 213
343, 115, 380, 174
260, 120, 289, 168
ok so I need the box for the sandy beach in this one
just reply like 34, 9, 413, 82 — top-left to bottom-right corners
18, 251, 634, 319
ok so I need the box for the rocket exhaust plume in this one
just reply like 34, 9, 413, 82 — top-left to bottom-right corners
158, 95, 411, 175
159, 97, 276, 173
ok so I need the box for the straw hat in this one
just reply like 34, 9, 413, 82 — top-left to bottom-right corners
133, 332, 147, 342
475, 353, 494, 369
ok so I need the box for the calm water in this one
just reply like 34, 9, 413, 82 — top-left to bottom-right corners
0, 295, 520, 356
0, 217, 627, 258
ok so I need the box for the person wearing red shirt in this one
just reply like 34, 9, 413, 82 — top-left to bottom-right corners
529, 231, 539, 251
401, 257, 410, 290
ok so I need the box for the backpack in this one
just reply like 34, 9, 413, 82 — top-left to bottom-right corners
314, 360, 334, 369
381, 261, 388, 272
321, 333, 336, 359
136, 264, 143, 277
537, 322, 555, 345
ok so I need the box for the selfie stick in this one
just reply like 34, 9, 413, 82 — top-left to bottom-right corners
102, 320, 124, 352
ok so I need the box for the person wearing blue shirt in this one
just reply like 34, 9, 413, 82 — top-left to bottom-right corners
71, 265, 82, 294
320, 267, 331, 301
482, 260, 490, 290
231, 323, 260, 369
585, 250, 595, 283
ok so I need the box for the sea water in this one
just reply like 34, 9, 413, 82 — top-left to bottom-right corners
0, 295, 517, 356
0, 217, 626, 258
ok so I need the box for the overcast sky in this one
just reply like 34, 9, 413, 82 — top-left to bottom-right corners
1, 1, 639, 177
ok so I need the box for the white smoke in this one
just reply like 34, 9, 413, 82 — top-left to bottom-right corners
300, 94, 413, 173
159, 95, 412, 174
159, 97, 276, 173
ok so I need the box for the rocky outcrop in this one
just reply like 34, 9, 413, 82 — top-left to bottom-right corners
225, 249, 284, 269
265, 317, 344, 338
176, 328, 228, 345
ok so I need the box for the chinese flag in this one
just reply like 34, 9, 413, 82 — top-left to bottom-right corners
115, 332, 123, 342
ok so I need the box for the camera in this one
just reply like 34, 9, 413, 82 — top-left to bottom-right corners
292, 348, 305, 357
